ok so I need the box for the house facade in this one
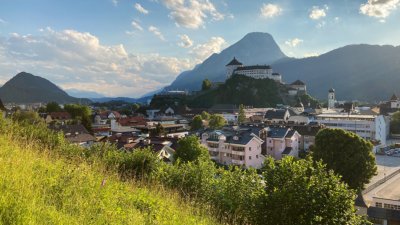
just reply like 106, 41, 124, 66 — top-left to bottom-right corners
264, 127, 301, 160
201, 128, 264, 169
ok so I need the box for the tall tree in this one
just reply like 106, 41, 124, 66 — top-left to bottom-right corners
259, 156, 368, 225
201, 111, 210, 120
174, 135, 209, 163
202, 79, 212, 91
238, 104, 246, 124
312, 128, 377, 190
64, 104, 92, 132
46, 102, 61, 113
390, 111, 400, 134
191, 115, 203, 130
209, 114, 226, 129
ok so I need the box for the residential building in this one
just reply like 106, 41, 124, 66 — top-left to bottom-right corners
201, 127, 264, 168
264, 108, 290, 124
263, 127, 301, 160
49, 124, 95, 147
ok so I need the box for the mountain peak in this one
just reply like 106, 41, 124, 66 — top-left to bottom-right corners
0, 72, 90, 104
168, 32, 287, 90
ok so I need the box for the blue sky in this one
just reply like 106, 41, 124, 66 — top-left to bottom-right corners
0, 0, 400, 97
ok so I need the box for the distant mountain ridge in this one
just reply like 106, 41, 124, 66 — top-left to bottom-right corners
168, 32, 287, 90
165, 32, 400, 101
0, 72, 90, 104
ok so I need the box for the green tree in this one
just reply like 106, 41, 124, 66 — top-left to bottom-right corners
46, 102, 61, 113
12, 111, 42, 124
201, 111, 210, 120
259, 156, 369, 225
312, 128, 377, 190
238, 104, 246, 124
202, 79, 212, 91
64, 104, 92, 132
191, 115, 203, 131
174, 135, 209, 163
390, 111, 400, 134
132, 103, 140, 112
209, 114, 226, 129
151, 123, 165, 136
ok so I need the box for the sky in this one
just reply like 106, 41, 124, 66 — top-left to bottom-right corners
0, 0, 400, 97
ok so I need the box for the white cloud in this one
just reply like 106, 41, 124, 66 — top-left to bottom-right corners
134, 3, 149, 14
260, 3, 282, 18
285, 38, 303, 47
148, 26, 166, 41
0, 28, 194, 97
111, 0, 118, 6
190, 36, 226, 62
160, 0, 225, 29
360, 0, 400, 20
178, 34, 193, 48
131, 20, 143, 31
0, 19, 6, 24
309, 6, 328, 20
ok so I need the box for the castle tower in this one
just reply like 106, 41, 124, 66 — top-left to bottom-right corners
225, 57, 243, 79
328, 88, 335, 109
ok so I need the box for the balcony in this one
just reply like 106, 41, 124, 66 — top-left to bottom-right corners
232, 159, 245, 165
208, 147, 219, 152
231, 150, 245, 156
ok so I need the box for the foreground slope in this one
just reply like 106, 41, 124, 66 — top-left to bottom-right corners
0, 136, 218, 225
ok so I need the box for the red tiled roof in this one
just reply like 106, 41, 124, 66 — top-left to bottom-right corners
50, 112, 71, 120
118, 116, 148, 126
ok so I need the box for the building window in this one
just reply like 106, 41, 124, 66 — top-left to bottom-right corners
249, 147, 251, 151
249, 156, 252, 160
256, 155, 259, 159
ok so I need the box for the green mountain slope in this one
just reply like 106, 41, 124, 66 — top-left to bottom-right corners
188, 75, 284, 108
0, 72, 90, 104
0, 136, 218, 225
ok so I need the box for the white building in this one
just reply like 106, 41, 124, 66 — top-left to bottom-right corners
225, 57, 282, 82
315, 109, 387, 145
328, 88, 336, 109
201, 128, 265, 169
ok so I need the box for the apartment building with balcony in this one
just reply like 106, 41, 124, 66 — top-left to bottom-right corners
263, 127, 301, 160
201, 127, 264, 169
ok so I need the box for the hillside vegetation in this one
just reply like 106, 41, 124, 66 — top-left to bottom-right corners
0, 121, 218, 224
0, 117, 369, 225
188, 75, 283, 108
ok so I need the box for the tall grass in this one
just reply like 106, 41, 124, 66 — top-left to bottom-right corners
0, 119, 219, 225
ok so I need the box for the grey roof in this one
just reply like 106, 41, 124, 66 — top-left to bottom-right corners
291, 80, 305, 86
226, 57, 243, 66
267, 127, 289, 138
272, 73, 281, 76
205, 128, 261, 145
329, 88, 335, 93
265, 109, 288, 120
49, 124, 89, 135
235, 65, 271, 71
282, 147, 292, 155
286, 130, 296, 138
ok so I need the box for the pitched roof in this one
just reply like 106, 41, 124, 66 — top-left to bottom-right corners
391, 93, 399, 101
226, 57, 243, 66
50, 112, 71, 120
329, 88, 335, 93
66, 133, 95, 143
291, 80, 305, 85
264, 109, 288, 120
267, 127, 289, 138
49, 124, 89, 135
